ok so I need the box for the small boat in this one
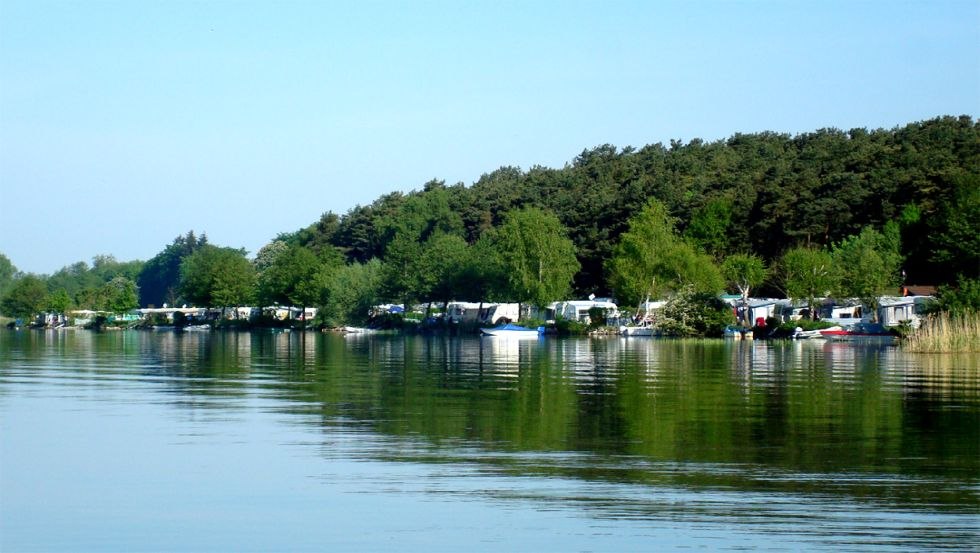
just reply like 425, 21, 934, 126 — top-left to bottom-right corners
181, 324, 211, 332
724, 325, 755, 340
819, 322, 895, 342
620, 324, 655, 337
480, 323, 542, 338
793, 325, 842, 339
342, 326, 376, 334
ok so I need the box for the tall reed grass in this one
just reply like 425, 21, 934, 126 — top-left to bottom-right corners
903, 311, 980, 353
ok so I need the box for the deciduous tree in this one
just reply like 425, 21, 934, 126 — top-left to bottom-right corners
490, 207, 579, 309
180, 246, 255, 308
721, 253, 767, 325
778, 246, 837, 320
607, 199, 723, 307
320, 259, 383, 326
139, 231, 208, 307
1, 275, 48, 319
98, 276, 139, 313
832, 224, 902, 320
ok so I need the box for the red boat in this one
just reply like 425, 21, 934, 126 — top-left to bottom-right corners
819, 322, 896, 342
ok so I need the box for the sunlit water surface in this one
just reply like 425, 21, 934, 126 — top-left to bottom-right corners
1, 330, 977, 552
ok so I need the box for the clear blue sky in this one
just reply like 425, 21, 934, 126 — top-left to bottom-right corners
1, 0, 978, 275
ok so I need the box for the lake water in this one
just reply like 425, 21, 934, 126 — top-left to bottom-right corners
1, 330, 977, 552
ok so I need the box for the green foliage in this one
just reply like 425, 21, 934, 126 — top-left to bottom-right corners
180, 245, 256, 307
98, 276, 139, 313
586, 306, 611, 329
256, 244, 327, 307
489, 207, 580, 308
0, 253, 19, 298
832, 225, 902, 318
274, 116, 977, 294
457, 236, 508, 303
554, 317, 589, 336
930, 173, 980, 280
46, 289, 73, 314
658, 287, 735, 337
320, 259, 383, 326
684, 197, 733, 260
43, 255, 144, 310
607, 199, 723, 306
1, 275, 48, 318
778, 246, 837, 319
26, 116, 979, 304
138, 231, 208, 307
253, 239, 289, 273
379, 233, 425, 306
417, 232, 473, 304
930, 277, 980, 315
722, 253, 766, 325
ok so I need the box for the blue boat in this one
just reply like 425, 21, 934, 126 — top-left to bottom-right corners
480, 323, 543, 338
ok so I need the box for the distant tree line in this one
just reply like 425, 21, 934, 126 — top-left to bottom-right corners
2, 116, 978, 323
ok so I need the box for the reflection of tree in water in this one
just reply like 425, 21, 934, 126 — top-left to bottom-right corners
52, 331, 975, 514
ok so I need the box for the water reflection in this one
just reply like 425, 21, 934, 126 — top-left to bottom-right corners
1, 330, 977, 551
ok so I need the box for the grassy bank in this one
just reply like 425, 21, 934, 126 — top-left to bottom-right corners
903, 311, 980, 353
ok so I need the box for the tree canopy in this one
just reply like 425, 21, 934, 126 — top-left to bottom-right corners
1, 275, 48, 319
180, 245, 255, 308
8, 115, 979, 324
607, 199, 723, 307
489, 207, 580, 309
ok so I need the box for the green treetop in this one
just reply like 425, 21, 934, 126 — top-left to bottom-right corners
180, 245, 256, 308
490, 207, 580, 309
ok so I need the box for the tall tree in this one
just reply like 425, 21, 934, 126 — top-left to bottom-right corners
98, 276, 140, 313
832, 224, 902, 320
417, 232, 473, 306
929, 173, 980, 280
139, 231, 208, 307
180, 245, 255, 308
607, 199, 723, 307
46, 289, 73, 314
685, 196, 734, 260
256, 244, 325, 308
778, 246, 837, 320
721, 253, 767, 325
1, 275, 48, 319
320, 259, 383, 326
379, 234, 425, 308
490, 207, 579, 309
0, 253, 20, 298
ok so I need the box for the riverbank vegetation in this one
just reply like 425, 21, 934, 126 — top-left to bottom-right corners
903, 311, 980, 353
1, 116, 977, 334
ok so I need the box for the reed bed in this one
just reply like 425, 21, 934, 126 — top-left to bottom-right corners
903, 311, 980, 353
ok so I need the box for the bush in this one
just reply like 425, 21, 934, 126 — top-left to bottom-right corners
928, 277, 980, 316
658, 288, 735, 337
555, 317, 588, 335
587, 307, 609, 330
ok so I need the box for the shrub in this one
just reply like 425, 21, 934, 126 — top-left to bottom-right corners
658, 287, 735, 337
928, 277, 980, 316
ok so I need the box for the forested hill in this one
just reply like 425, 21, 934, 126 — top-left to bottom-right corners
289, 115, 978, 296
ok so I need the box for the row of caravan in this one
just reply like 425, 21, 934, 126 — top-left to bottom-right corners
446, 299, 621, 326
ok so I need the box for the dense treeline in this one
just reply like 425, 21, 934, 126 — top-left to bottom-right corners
293, 115, 978, 294
1, 116, 978, 324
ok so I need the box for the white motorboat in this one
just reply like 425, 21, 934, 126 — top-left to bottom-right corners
480, 323, 542, 338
